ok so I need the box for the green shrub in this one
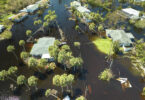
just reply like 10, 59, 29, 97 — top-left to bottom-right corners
98, 68, 114, 81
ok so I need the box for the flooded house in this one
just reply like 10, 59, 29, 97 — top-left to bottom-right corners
30, 37, 55, 60
0, 25, 5, 33
134, 0, 145, 2
70, 1, 91, 23
8, 12, 28, 23
106, 29, 135, 51
70, 1, 81, 8
121, 8, 145, 19
20, 4, 39, 13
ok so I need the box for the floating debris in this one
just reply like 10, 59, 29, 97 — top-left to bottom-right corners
63, 95, 70, 100
116, 77, 132, 89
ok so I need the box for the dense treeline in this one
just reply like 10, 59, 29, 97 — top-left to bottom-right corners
0, 0, 38, 14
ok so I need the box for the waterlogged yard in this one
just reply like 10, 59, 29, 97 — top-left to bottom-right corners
91, 37, 113, 54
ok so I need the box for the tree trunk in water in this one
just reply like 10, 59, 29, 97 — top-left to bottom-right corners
35, 85, 38, 91
61, 87, 63, 93
25, 82, 30, 90
23, 45, 26, 51
12, 52, 18, 62
7, 76, 17, 84
37, 67, 41, 72
74, 67, 76, 72
51, 94, 59, 99
70, 84, 73, 96
66, 85, 69, 91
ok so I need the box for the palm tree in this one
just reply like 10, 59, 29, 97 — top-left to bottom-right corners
38, 58, 48, 68
48, 45, 60, 60
26, 30, 32, 37
7, 66, 18, 77
28, 76, 38, 90
0, 70, 8, 81
142, 87, 145, 96
59, 74, 68, 92
67, 74, 74, 94
28, 57, 37, 67
0, 70, 16, 83
45, 89, 59, 99
7, 45, 18, 61
54, 40, 61, 46
46, 62, 56, 70
61, 45, 71, 51
74, 42, 80, 49
98, 68, 114, 82
19, 40, 26, 51
98, 24, 104, 37
75, 96, 86, 100
20, 51, 29, 60
53, 75, 61, 90
69, 57, 83, 71
57, 50, 72, 70
17, 75, 30, 90
89, 23, 96, 34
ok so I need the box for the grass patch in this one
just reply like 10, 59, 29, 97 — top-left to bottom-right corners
91, 37, 113, 54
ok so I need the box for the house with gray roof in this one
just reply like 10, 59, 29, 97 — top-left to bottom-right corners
70, 1, 91, 23
106, 29, 135, 47
30, 37, 55, 59
0, 25, 5, 33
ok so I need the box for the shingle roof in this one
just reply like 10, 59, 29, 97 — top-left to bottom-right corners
30, 37, 55, 56
106, 29, 134, 46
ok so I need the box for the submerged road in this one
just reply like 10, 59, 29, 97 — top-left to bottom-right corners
50, 0, 144, 100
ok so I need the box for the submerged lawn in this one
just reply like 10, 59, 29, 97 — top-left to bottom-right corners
91, 37, 113, 55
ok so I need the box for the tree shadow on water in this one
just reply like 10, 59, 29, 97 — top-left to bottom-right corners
77, 68, 88, 81
73, 88, 83, 99
13, 86, 22, 96
30, 89, 46, 100
34, 71, 47, 80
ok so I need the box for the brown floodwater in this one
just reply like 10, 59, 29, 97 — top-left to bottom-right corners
0, 0, 145, 100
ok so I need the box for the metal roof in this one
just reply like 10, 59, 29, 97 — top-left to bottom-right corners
0, 25, 4, 33
30, 37, 55, 57
70, 1, 81, 7
77, 6, 90, 13
122, 8, 140, 19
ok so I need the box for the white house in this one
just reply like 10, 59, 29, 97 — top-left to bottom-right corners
70, 1, 91, 23
20, 4, 39, 13
122, 8, 145, 19
70, 1, 81, 8
0, 25, 5, 33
